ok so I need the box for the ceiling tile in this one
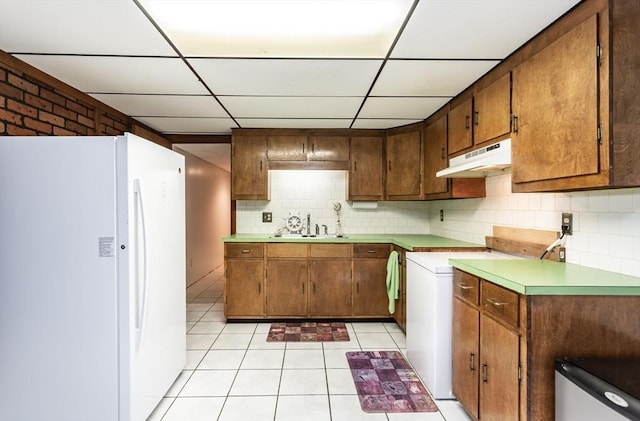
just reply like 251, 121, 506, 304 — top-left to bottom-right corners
188, 59, 382, 96
134, 117, 237, 134
359, 97, 450, 119
90, 94, 228, 118
392, 0, 581, 59
14, 55, 206, 95
371, 60, 499, 97
351, 119, 422, 129
219, 96, 362, 118
235, 119, 352, 129
0, 0, 175, 56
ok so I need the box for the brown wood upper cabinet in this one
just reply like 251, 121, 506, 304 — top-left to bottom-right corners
472, 72, 512, 145
447, 97, 474, 155
424, 114, 486, 200
511, 1, 640, 192
385, 130, 422, 199
267, 136, 308, 161
348, 136, 385, 200
231, 135, 269, 200
308, 136, 349, 161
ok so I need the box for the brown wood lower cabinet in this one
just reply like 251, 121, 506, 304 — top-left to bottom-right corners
352, 244, 391, 317
266, 258, 307, 317
224, 243, 265, 318
452, 268, 640, 421
309, 244, 352, 317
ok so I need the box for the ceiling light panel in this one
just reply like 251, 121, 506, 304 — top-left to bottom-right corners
188, 59, 382, 96
14, 55, 206, 95
0, 0, 175, 56
371, 60, 499, 97
392, 0, 581, 59
140, 0, 413, 58
89, 94, 229, 118
219, 96, 363, 119
359, 97, 450, 119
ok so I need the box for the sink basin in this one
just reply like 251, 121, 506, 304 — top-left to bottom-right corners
270, 233, 348, 239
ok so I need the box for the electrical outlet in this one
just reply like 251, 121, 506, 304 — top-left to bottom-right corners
440, 209, 444, 222
262, 212, 272, 223
561, 212, 573, 235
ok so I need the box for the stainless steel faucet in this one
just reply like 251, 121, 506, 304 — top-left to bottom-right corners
315, 224, 319, 236
322, 224, 328, 235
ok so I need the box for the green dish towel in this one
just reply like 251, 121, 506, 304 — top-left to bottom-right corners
386, 251, 399, 314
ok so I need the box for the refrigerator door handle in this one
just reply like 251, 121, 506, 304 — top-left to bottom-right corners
134, 178, 149, 348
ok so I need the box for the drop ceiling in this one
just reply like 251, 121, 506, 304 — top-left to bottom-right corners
1, 0, 581, 137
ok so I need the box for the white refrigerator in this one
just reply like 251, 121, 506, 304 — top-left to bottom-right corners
0, 133, 186, 421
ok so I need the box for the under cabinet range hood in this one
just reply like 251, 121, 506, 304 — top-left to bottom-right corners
436, 138, 511, 178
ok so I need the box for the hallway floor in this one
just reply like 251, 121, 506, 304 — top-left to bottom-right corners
148, 269, 472, 421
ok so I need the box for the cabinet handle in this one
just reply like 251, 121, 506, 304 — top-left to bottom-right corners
469, 352, 475, 371
465, 115, 470, 129
474, 111, 479, 126
486, 297, 508, 307
302, 143, 305, 154
353, 161, 357, 172
441, 147, 445, 160
356, 282, 359, 294
481, 363, 488, 383
367, 250, 377, 254
388, 160, 391, 171
456, 283, 472, 291
258, 283, 261, 294
313, 283, 316, 294
259, 160, 263, 171
241, 249, 251, 254
311, 143, 315, 154
512, 115, 519, 133
302, 282, 305, 294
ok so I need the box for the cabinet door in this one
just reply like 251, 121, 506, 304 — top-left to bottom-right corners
473, 72, 512, 144
308, 136, 349, 161
231, 136, 268, 199
308, 260, 351, 317
267, 136, 308, 161
512, 15, 599, 184
225, 259, 264, 318
424, 115, 449, 195
349, 136, 384, 200
352, 259, 389, 317
480, 315, 520, 421
448, 97, 473, 155
266, 259, 308, 317
385, 131, 422, 198
452, 297, 479, 420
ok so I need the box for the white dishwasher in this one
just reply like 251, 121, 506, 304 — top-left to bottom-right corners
405, 251, 517, 399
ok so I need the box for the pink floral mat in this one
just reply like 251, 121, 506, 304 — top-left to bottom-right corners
266, 322, 350, 342
346, 351, 439, 413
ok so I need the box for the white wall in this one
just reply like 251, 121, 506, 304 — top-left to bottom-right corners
236, 170, 430, 235
428, 171, 640, 277
175, 147, 231, 286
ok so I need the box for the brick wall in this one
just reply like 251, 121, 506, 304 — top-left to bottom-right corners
0, 52, 163, 142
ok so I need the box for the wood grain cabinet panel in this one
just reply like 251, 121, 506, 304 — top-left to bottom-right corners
512, 15, 599, 186
352, 244, 391, 317
225, 243, 265, 318
448, 97, 474, 155
308, 136, 349, 161
266, 259, 308, 317
385, 130, 422, 199
452, 297, 480, 420
348, 136, 384, 200
308, 260, 351, 317
231, 136, 268, 200
267, 136, 308, 161
473, 72, 512, 145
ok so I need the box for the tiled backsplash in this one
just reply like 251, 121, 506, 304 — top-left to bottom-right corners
235, 170, 430, 235
236, 169, 640, 277
428, 172, 640, 277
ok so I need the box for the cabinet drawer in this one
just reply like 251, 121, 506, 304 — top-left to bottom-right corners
267, 243, 308, 258
309, 243, 351, 258
453, 269, 480, 305
226, 243, 264, 258
353, 243, 390, 258
481, 281, 519, 327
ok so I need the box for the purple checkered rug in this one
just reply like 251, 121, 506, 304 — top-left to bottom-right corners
266, 322, 350, 342
346, 351, 439, 413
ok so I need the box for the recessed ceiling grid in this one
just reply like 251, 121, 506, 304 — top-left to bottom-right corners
0, 0, 581, 135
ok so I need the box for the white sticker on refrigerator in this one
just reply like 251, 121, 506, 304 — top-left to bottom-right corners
99, 237, 115, 257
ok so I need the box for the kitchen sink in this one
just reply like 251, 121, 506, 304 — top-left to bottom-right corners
270, 233, 348, 239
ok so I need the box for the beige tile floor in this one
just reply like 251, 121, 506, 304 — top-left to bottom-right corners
147, 269, 473, 421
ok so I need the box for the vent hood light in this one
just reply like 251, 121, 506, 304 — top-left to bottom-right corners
436, 139, 511, 178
